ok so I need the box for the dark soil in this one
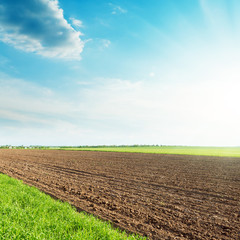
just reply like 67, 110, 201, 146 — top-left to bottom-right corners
0, 149, 239, 239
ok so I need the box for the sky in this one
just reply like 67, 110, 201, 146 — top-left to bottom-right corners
0, 0, 240, 146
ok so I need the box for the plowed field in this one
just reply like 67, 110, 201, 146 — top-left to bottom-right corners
0, 149, 239, 239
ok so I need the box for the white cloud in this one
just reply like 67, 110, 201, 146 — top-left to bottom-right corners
70, 18, 84, 28
102, 39, 111, 48
75, 77, 240, 146
0, 73, 80, 125
0, 0, 84, 60
109, 3, 127, 15
94, 39, 111, 50
1, 71, 240, 146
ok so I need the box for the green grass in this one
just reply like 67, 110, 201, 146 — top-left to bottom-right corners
0, 174, 145, 240
3, 145, 240, 157
55, 146, 240, 157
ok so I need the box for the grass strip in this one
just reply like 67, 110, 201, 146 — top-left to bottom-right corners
0, 174, 146, 240
55, 146, 240, 157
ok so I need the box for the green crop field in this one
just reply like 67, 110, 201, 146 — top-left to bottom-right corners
0, 174, 145, 240
2, 145, 240, 157
54, 145, 240, 157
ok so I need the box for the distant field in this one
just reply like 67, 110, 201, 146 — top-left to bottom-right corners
55, 146, 240, 157
0, 173, 145, 240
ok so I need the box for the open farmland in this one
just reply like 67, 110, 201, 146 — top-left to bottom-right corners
0, 174, 144, 240
0, 149, 239, 239
55, 146, 240, 157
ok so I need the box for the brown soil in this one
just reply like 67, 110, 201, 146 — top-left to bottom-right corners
0, 149, 239, 239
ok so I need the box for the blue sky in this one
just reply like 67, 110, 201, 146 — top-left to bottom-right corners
0, 0, 240, 146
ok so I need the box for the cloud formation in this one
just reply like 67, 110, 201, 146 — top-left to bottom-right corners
1, 72, 240, 146
0, 0, 84, 59
109, 3, 127, 15
102, 39, 111, 48
70, 18, 83, 28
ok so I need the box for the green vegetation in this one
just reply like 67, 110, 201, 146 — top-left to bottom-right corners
2, 145, 240, 157
0, 174, 145, 240
55, 145, 240, 157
